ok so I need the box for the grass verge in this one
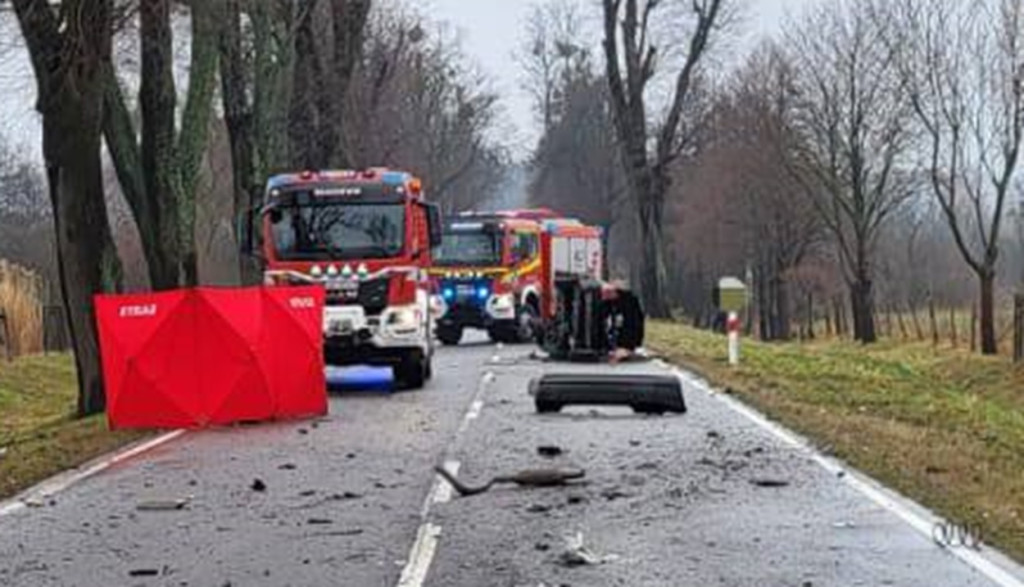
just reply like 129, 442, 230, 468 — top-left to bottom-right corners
647, 321, 1024, 563
0, 354, 149, 500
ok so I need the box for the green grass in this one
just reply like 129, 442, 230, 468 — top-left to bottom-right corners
648, 321, 1024, 562
0, 355, 149, 499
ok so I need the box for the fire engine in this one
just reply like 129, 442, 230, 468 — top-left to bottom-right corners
429, 210, 555, 345
244, 168, 442, 390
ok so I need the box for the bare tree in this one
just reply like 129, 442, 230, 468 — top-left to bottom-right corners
103, 0, 221, 289
885, 0, 1024, 354
601, 0, 726, 318
344, 7, 506, 213
289, 0, 372, 169
785, 0, 914, 343
523, 0, 626, 247
12, 0, 123, 415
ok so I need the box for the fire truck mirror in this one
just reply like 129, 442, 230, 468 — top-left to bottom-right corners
425, 203, 443, 249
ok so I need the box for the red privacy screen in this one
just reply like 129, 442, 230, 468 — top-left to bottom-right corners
95, 286, 327, 429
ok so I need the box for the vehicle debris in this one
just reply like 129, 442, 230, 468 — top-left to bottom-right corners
251, 479, 267, 492
600, 487, 633, 501
750, 478, 790, 488
128, 568, 161, 577
307, 518, 333, 525
530, 373, 685, 415
278, 463, 297, 470
434, 464, 585, 497
558, 532, 617, 567
537, 445, 564, 458
136, 499, 189, 512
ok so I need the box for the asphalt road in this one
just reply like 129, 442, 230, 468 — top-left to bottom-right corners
1, 334, 1022, 587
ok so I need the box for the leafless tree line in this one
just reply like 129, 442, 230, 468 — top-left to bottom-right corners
2, 0, 508, 413
524, 0, 1024, 354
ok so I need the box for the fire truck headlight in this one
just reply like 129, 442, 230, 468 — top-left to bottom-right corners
383, 305, 421, 336
490, 293, 514, 311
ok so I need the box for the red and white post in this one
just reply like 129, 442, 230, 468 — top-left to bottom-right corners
727, 312, 741, 366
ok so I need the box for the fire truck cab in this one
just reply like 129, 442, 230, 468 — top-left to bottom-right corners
429, 210, 553, 345
249, 168, 442, 390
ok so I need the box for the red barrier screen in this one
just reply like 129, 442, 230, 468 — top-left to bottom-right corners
95, 286, 327, 429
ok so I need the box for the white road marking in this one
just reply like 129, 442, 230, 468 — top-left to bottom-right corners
396, 523, 442, 587
659, 362, 1024, 587
429, 460, 461, 508
0, 429, 186, 519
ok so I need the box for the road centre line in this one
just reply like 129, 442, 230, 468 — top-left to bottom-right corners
397, 369, 493, 587
659, 362, 1024, 587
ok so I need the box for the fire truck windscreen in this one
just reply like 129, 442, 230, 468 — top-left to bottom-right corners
435, 224, 502, 267
268, 197, 406, 261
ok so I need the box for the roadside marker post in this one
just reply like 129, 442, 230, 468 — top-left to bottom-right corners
716, 277, 748, 367
727, 311, 741, 366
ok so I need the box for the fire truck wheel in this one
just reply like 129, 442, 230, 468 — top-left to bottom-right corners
395, 350, 427, 391
437, 326, 463, 346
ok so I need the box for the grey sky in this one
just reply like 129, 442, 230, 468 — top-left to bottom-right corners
0, 0, 808, 163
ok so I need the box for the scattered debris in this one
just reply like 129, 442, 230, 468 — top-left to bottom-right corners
278, 463, 297, 471
628, 439, 642, 447
22, 497, 45, 508
742, 446, 765, 458
339, 491, 363, 500
706, 430, 723, 441
567, 494, 587, 505
298, 428, 309, 435
434, 465, 585, 497
749, 478, 790, 488
307, 518, 333, 525
346, 453, 357, 459
832, 521, 857, 529
307, 529, 364, 538
558, 532, 617, 567
136, 499, 189, 512
128, 568, 160, 577
535, 542, 551, 552
636, 461, 659, 470
600, 487, 633, 501
251, 479, 267, 492
537, 445, 564, 458
299, 490, 316, 497
527, 503, 552, 514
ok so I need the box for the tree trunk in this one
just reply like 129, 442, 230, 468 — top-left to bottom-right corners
16, 0, 122, 416
979, 270, 998, 355
775, 276, 791, 341
850, 277, 877, 344
636, 193, 669, 318
909, 303, 924, 341
929, 295, 939, 347
46, 126, 121, 416
949, 305, 958, 348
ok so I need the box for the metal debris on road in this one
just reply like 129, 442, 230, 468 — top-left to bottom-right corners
435, 465, 586, 497
526, 503, 553, 513
278, 463, 297, 470
307, 518, 333, 525
537, 445, 564, 458
558, 532, 617, 567
750, 478, 790, 488
136, 499, 189, 512
251, 479, 267, 492
128, 568, 160, 577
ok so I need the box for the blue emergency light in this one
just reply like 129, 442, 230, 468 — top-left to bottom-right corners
477, 287, 490, 300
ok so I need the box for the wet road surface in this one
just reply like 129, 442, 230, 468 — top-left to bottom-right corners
1, 335, 1021, 586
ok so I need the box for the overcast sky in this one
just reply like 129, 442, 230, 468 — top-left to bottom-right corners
0, 0, 809, 163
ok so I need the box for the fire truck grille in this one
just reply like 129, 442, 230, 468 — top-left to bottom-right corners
325, 277, 390, 316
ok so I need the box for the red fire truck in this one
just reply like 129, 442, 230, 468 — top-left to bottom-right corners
244, 168, 442, 389
428, 210, 553, 345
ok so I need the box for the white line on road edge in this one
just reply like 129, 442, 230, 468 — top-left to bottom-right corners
0, 429, 186, 519
657, 361, 1024, 587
